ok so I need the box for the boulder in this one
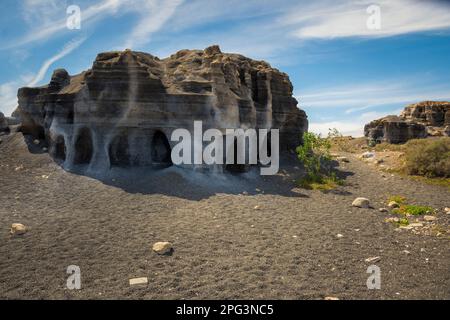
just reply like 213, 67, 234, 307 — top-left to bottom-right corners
16, 46, 308, 172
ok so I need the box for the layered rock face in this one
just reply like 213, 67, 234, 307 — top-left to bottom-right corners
364, 101, 450, 144
15, 45, 308, 171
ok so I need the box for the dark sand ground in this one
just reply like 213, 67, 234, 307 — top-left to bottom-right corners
0, 132, 449, 299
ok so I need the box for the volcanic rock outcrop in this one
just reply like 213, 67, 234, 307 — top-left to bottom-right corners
364, 101, 450, 144
0, 112, 8, 133
15, 45, 308, 172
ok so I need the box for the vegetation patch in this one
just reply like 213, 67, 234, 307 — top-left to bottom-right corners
393, 204, 434, 216
296, 131, 344, 190
387, 195, 407, 204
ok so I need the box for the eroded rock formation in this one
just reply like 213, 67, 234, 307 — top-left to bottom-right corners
364, 101, 450, 144
15, 45, 308, 172
0, 112, 8, 133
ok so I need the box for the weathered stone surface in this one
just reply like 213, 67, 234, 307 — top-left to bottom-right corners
16, 46, 308, 172
0, 112, 9, 133
364, 115, 427, 144
364, 101, 450, 144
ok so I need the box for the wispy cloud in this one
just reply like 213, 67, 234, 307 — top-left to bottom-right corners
0, 37, 86, 115
284, 0, 450, 39
4, 0, 122, 49
309, 109, 403, 137
299, 79, 450, 112
123, 0, 184, 49
27, 36, 86, 87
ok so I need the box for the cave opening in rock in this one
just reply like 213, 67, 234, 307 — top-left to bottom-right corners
109, 130, 131, 167
53, 135, 66, 161
74, 127, 93, 164
151, 130, 172, 167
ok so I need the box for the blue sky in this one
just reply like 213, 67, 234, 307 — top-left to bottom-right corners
1, 0, 450, 136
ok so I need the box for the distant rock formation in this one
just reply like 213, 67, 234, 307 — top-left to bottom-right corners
15, 45, 308, 171
364, 101, 450, 144
0, 112, 9, 133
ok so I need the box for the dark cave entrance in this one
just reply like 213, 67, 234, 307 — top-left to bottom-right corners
74, 128, 93, 165
53, 135, 66, 161
151, 130, 172, 167
109, 130, 131, 167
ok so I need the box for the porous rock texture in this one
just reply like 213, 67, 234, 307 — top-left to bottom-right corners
15, 45, 308, 172
364, 101, 450, 144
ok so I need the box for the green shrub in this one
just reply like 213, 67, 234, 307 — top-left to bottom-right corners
393, 204, 434, 216
403, 137, 450, 178
296, 132, 343, 189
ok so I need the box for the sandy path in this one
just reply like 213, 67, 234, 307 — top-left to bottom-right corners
0, 132, 449, 299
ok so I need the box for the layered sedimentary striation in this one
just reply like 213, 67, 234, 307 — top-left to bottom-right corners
364, 101, 450, 144
15, 45, 308, 171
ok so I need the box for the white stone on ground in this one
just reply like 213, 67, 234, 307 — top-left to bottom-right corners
129, 277, 148, 286
152, 241, 173, 254
352, 197, 370, 208
10, 223, 27, 235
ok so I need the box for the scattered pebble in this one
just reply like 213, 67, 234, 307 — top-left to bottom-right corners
385, 217, 399, 223
379, 208, 388, 212
33, 139, 40, 145
336, 234, 344, 238
352, 197, 370, 208
361, 152, 375, 158
254, 205, 260, 210
336, 156, 349, 162
10, 223, 27, 235
402, 250, 411, 255
388, 201, 399, 209
423, 215, 437, 222
408, 223, 423, 228
129, 277, 148, 286
152, 242, 173, 255
324, 296, 339, 300
364, 256, 381, 263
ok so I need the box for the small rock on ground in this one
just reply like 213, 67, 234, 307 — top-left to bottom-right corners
352, 197, 370, 208
152, 241, 173, 255
10, 223, 27, 235
129, 277, 148, 286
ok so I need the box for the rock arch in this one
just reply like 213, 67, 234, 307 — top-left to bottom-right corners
74, 127, 93, 164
